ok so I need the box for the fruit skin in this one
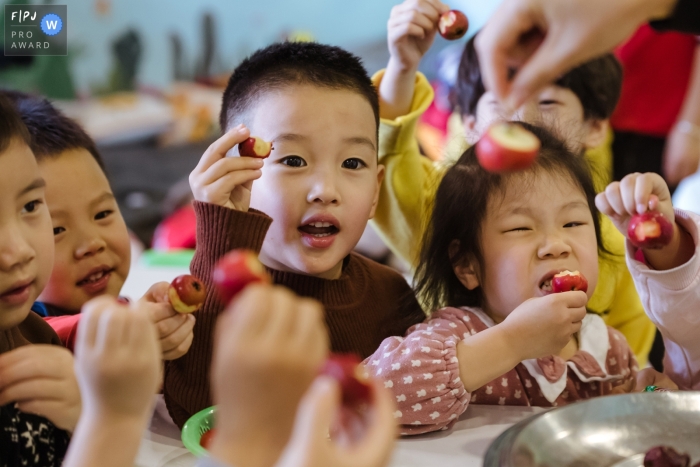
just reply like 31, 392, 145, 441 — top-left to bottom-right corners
627, 211, 674, 249
168, 274, 206, 314
476, 122, 540, 172
238, 137, 273, 158
212, 249, 271, 304
644, 446, 690, 467
199, 428, 217, 450
551, 271, 588, 293
320, 353, 372, 407
438, 10, 469, 40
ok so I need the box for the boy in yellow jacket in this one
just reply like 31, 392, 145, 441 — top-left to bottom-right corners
372, 0, 655, 365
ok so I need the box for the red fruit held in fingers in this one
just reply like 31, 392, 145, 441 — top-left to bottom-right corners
168, 274, 206, 314
438, 10, 469, 40
238, 137, 273, 158
627, 211, 673, 249
212, 249, 271, 304
551, 270, 588, 293
199, 428, 217, 450
476, 122, 540, 172
644, 446, 690, 467
320, 353, 372, 407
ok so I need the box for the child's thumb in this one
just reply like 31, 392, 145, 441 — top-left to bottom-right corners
292, 376, 340, 444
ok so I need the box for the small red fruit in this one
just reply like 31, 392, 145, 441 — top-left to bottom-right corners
212, 249, 271, 304
627, 211, 674, 249
320, 354, 372, 407
476, 122, 541, 172
551, 270, 588, 293
199, 428, 217, 450
438, 10, 469, 40
644, 446, 690, 467
238, 137, 273, 158
168, 274, 206, 314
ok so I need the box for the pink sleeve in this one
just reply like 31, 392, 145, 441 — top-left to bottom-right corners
43, 315, 81, 353
626, 209, 700, 390
363, 308, 472, 435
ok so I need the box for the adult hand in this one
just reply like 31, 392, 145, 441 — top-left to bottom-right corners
475, 0, 677, 110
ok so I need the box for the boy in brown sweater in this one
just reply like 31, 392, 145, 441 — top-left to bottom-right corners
164, 41, 426, 428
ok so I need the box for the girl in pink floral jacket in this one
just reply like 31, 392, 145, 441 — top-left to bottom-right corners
364, 123, 642, 435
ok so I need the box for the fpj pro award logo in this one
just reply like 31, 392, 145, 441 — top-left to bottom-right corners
4, 5, 67, 56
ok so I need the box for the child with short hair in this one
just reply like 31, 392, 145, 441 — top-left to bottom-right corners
2, 90, 194, 360
365, 123, 659, 435
165, 41, 427, 428
371, 0, 655, 366
0, 94, 78, 466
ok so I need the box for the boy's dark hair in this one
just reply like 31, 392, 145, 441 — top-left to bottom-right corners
454, 33, 623, 121
220, 41, 379, 134
1, 90, 105, 170
414, 122, 612, 313
0, 94, 31, 154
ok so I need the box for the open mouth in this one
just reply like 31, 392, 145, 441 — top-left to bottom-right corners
540, 278, 554, 293
77, 267, 114, 287
298, 221, 340, 238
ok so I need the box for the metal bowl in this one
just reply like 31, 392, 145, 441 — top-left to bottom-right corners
484, 392, 700, 467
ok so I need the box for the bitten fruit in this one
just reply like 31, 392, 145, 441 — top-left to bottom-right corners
168, 274, 206, 314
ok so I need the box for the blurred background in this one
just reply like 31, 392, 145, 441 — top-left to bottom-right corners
0, 0, 498, 259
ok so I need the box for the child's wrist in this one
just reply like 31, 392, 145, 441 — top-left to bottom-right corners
386, 56, 419, 75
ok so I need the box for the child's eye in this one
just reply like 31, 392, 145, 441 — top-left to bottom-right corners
95, 210, 113, 220
21, 200, 42, 214
507, 227, 530, 232
341, 158, 367, 170
539, 100, 558, 106
280, 156, 307, 168
564, 222, 584, 228
53, 226, 66, 235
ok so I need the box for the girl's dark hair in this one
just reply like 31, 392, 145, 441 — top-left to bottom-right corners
414, 122, 612, 313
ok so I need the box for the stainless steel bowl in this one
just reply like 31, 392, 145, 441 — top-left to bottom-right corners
484, 392, 700, 467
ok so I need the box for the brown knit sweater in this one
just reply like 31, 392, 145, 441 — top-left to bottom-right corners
163, 201, 426, 428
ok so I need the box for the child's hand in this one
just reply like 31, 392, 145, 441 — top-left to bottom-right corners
208, 284, 329, 467
611, 367, 679, 394
189, 124, 264, 211
503, 292, 588, 361
139, 282, 196, 360
595, 172, 675, 240
0, 344, 81, 431
76, 296, 161, 422
276, 377, 396, 467
388, 0, 449, 73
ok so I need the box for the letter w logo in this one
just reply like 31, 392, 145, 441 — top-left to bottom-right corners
45, 20, 58, 30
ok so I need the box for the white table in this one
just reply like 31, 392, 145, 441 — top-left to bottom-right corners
135, 396, 545, 467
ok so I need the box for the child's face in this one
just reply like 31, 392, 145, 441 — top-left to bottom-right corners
464, 171, 598, 322
245, 84, 383, 279
37, 148, 131, 310
0, 140, 54, 329
463, 86, 606, 153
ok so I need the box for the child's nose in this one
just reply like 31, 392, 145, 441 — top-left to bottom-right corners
0, 227, 34, 271
537, 234, 572, 258
307, 180, 340, 205
75, 237, 107, 259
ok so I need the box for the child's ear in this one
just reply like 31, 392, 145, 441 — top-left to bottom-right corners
449, 240, 480, 290
368, 164, 385, 220
583, 119, 609, 150
461, 114, 480, 145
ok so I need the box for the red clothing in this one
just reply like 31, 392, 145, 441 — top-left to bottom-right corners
611, 25, 697, 137
44, 315, 80, 353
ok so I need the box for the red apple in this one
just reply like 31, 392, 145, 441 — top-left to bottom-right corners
551, 270, 588, 293
199, 428, 217, 450
476, 122, 541, 172
627, 211, 674, 249
438, 10, 469, 40
320, 353, 372, 407
168, 274, 206, 314
212, 249, 271, 304
644, 446, 690, 467
239, 137, 273, 158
